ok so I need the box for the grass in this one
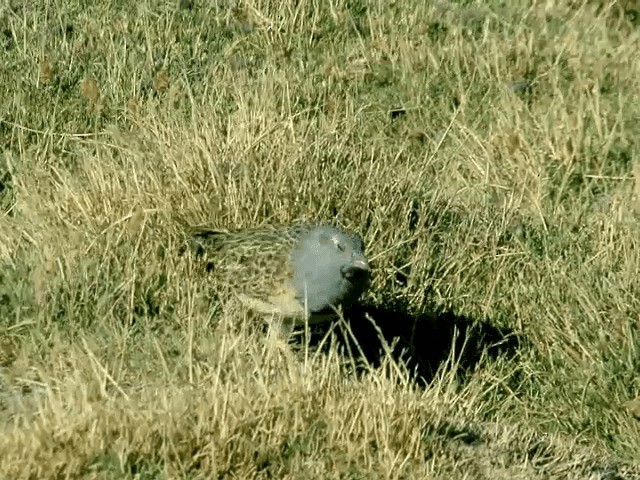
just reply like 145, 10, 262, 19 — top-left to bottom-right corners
1, 0, 639, 478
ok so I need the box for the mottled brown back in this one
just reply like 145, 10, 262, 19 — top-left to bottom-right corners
186, 223, 313, 306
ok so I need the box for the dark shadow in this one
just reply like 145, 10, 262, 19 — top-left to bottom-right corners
299, 297, 522, 386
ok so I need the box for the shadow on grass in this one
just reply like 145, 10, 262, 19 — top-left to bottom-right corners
302, 298, 522, 386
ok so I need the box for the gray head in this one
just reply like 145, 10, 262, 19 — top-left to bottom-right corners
290, 225, 371, 315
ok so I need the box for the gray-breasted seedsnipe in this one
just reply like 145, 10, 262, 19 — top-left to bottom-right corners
186, 223, 371, 328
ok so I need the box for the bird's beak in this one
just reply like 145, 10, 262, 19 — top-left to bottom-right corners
351, 257, 370, 272
341, 257, 371, 281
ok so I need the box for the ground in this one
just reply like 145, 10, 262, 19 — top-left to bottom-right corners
0, 0, 639, 478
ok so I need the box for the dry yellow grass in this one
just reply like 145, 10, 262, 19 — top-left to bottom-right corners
0, 0, 639, 478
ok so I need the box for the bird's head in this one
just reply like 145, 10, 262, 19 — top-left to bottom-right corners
290, 225, 371, 314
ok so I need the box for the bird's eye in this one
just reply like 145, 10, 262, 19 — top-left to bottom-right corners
335, 240, 346, 252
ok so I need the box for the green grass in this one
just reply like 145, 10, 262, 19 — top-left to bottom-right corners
1, 0, 639, 478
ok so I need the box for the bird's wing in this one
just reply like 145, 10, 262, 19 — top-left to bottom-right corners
186, 226, 300, 309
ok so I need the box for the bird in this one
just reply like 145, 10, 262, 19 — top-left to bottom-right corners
184, 222, 372, 334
